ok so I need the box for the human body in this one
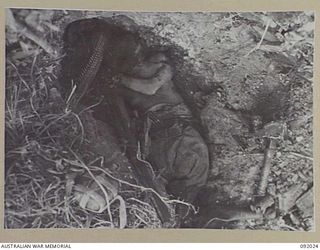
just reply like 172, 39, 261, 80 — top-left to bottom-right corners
61, 17, 263, 227
115, 53, 209, 213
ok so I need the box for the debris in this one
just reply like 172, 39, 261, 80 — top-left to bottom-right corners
6, 9, 57, 56
250, 194, 274, 214
289, 152, 313, 161
278, 183, 309, 212
289, 212, 301, 226
256, 121, 286, 196
296, 187, 313, 217
245, 18, 272, 57
249, 24, 283, 45
296, 136, 304, 142
202, 206, 265, 228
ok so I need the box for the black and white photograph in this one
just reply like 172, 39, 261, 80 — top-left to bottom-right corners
4, 9, 314, 230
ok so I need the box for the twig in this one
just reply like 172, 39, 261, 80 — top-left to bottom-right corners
38, 111, 70, 136
128, 197, 155, 208
30, 54, 38, 84
67, 209, 84, 228
281, 224, 299, 231
6, 209, 59, 217
289, 152, 313, 161
245, 18, 271, 57
65, 83, 77, 111
130, 205, 152, 220
78, 97, 104, 115
6, 9, 57, 56
203, 217, 236, 228
29, 87, 42, 121
70, 112, 85, 145
91, 220, 113, 228
133, 210, 149, 225
7, 60, 31, 92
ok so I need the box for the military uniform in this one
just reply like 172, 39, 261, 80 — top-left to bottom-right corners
117, 66, 210, 207
146, 104, 209, 203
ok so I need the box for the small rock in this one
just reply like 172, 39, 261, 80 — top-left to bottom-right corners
303, 218, 314, 231
296, 136, 304, 142
292, 174, 299, 182
290, 213, 300, 226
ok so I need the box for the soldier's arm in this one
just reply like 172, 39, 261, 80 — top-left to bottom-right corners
119, 63, 173, 95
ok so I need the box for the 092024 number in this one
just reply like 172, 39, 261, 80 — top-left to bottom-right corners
300, 244, 319, 248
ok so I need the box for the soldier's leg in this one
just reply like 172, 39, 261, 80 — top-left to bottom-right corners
166, 126, 209, 203
149, 124, 209, 214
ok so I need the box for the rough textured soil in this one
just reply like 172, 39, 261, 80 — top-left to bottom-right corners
5, 10, 314, 230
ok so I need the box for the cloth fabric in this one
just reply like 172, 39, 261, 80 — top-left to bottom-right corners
146, 104, 209, 203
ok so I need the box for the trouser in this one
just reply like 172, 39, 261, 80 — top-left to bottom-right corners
147, 122, 209, 205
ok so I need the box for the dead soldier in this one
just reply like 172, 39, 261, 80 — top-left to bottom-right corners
61, 16, 265, 228
60, 16, 209, 225
115, 45, 210, 219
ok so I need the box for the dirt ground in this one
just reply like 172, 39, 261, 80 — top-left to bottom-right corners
5, 9, 314, 230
